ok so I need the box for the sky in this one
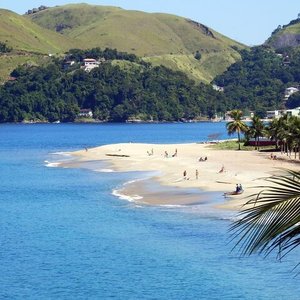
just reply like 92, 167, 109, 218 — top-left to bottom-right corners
0, 0, 299, 45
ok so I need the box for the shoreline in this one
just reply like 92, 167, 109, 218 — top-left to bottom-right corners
67, 142, 298, 210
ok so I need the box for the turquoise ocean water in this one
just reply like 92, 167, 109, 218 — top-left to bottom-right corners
0, 123, 299, 299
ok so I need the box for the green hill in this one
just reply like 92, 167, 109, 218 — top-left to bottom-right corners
27, 3, 245, 82
0, 9, 78, 53
266, 18, 300, 49
0, 9, 82, 82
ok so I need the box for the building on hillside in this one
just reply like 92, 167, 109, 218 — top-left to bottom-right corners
266, 110, 282, 119
83, 59, 99, 72
212, 84, 224, 92
82, 58, 105, 72
266, 107, 300, 119
286, 107, 300, 117
284, 87, 299, 99
78, 109, 93, 118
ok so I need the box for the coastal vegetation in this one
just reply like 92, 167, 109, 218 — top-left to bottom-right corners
218, 112, 300, 156
247, 115, 265, 150
226, 110, 248, 150
266, 115, 300, 159
225, 112, 300, 263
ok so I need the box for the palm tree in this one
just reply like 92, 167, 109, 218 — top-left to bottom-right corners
267, 115, 289, 155
287, 116, 300, 159
267, 117, 282, 150
248, 115, 265, 150
226, 110, 248, 150
231, 169, 300, 261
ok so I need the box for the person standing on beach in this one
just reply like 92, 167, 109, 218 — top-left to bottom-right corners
196, 169, 199, 179
183, 170, 187, 179
172, 149, 178, 157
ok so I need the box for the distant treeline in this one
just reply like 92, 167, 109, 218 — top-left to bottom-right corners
66, 48, 138, 63
25, 5, 48, 15
0, 48, 227, 123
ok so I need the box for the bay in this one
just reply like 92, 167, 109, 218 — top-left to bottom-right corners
0, 123, 299, 300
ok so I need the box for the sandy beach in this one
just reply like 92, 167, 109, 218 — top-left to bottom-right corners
66, 142, 298, 210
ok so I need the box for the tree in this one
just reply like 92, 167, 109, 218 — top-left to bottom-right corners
287, 116, 300, 159
226, 109, 248, 150
267, 117, 281, 150
194, 51, 201, 60
248, 115, 265, 150
231, 169, 300, 263
0, 42, 12, 53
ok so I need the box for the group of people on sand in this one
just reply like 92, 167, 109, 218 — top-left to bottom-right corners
183, 169, 199, 180
164, 149, 178, 158
147, 149, 154, 156
198, 156, 207, 162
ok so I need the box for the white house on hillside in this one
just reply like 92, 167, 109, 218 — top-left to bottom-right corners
78, 109, 93, 118
82, 58, 105, 72
83, 58, 99, 72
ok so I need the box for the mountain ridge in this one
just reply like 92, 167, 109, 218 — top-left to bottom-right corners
24, 3, 245, 82
265, 17, 300, 49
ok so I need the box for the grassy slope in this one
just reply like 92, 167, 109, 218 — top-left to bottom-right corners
282, 22, 300, 34
0, 9, 83, 82
27, 4, 246, 83
0, 9, 78, 53
0, 53, 52, 82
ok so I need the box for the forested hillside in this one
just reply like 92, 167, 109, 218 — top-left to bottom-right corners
0, 48, 228, 123
213, 46, 300, 115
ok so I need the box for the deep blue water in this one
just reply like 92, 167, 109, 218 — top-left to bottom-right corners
0, 123, 299, 300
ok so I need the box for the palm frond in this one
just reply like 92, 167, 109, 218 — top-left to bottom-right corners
230, 169, 300, 259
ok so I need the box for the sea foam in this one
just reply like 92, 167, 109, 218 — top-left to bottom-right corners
112, 188, 143, 202
44, 160, 61, 168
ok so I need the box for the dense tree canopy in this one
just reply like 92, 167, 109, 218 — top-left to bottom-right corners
2, 45, 300, 123
214, 46, 300, 116
0, 48, 227, 123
